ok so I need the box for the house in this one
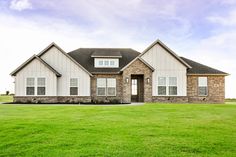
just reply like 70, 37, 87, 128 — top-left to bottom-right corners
10, 39, 228, 104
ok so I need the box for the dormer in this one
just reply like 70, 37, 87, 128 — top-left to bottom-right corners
92, 51, 122, 68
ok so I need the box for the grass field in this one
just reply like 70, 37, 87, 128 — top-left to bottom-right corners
0, 103, 236, 157
0, 95, 13, 103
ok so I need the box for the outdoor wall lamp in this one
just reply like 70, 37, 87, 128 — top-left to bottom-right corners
126, 78, 129, 83
147, 78, 150, 84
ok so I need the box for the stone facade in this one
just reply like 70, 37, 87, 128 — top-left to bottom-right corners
187, 75, 225, 103
122, 59, 153, 103
14, 96, 91, 104
91, 74, 123, 103
152, 96, 189, 103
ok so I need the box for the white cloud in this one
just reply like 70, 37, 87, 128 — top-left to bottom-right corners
207, 10, 236, 26
10, 0, 32, 11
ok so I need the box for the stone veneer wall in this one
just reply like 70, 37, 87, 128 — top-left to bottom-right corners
14, 96, 91, 104
122, 59, 153, 103
187, 75, 225, 103
91, 74, 123, 103
152, 96, 189, 103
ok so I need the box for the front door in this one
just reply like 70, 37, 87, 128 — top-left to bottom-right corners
131, 75, 144, 102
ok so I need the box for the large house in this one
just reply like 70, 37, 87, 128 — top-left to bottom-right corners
11, 39, 228, 104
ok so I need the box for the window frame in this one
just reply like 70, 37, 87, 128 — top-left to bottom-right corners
107, 78, 116, 96
198, 77, 208, 96
70, 78, 79, 96
168, 77, 177, 96
95, 58, 119, 68
26, 77, 35, 96
37, 77, 46, 96
97, 78, 116, 96
158, 77, 167, 96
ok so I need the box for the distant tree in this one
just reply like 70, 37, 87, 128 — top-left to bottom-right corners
6, 91, 9, 95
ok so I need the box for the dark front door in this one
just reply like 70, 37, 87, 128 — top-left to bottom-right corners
131, 75, 144, 102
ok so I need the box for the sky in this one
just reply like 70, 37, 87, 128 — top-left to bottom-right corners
0, 0, 235, 98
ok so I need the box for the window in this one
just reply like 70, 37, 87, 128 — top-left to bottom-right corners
26, 78, 35, 95
37, 78, 46, 95
158, 77, 178, 96
107, 78, 116, 96
98, 60, 103, 66
131, 79, 137, 95
97, 78, 106, 96
95, 58, 119, 68
198, 77, 208, 96
97, 78, 116, 96
70, 78, 78, 95
158, 77, 166, 95
169, 77, 177, 95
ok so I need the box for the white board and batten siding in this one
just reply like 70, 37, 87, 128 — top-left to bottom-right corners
15, 59, 57, 96
141, 44, 187, 96
41, 46, 91, 96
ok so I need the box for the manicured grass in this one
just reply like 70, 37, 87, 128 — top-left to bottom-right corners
0, 95, 13, 103
0, 103, 236, 157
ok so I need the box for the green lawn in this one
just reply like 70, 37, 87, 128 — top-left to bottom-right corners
0, 103, 236, 157
0, 95, 13, 103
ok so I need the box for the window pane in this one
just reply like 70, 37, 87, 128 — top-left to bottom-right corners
38, 78, 45, 86
97, 78, 106, 87
169, 86, 177, 95
97, 87, 106, 96
158, 86, 166, 95
169, 77, 177, 86
158, 77, 166, 86
104, 60, 109, 66
107, 87, 116, 96
99, 60, 103, 65
26, 87, 35, 95
132, 79, 137, 95
198, 77, 207, 86
107, 78, 116, 87
110, 60, 115, 66
70, 78, 78, 87
27, 78, 34, 86
199, 87, 207, 96
37, 87, 45, 95
70, 87, 78, 95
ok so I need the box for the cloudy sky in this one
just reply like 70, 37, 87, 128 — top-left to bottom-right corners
0, 0, 235, 98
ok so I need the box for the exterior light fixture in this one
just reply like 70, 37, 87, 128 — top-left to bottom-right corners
147, 78, 150, 84
126, 78, 129, 83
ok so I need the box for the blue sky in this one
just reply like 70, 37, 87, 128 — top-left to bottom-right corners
0, 0, 235, 98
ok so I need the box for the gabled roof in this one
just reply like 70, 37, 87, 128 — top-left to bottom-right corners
10, 55, 61, 77
139, 39, 192, 68
120, 57, 155, 72
180, 57, 229, 76
38, 42, 93, 76
68, 48, 140, 74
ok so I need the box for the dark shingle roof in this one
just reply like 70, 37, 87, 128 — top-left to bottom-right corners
91, 50, 122, 58
181, 57, 228, 75
68, 48, 140, 74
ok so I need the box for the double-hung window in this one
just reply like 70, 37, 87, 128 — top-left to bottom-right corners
97, 78, 116, 96
107, 78, 116, 96
158, 77, 167, 95
26, 78, 35, 95
97, 78, 106, 96
37, 78, 46, 95
169, 77, 177, 95
70, 78, 78, 95
198, 77, 208, 96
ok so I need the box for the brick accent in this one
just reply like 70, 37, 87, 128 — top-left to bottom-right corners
91, 74, 123, 103
187, 75, 225, 103
152, 96, 189, 103
122, 59, 153, 103
14, 96, 91, 104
